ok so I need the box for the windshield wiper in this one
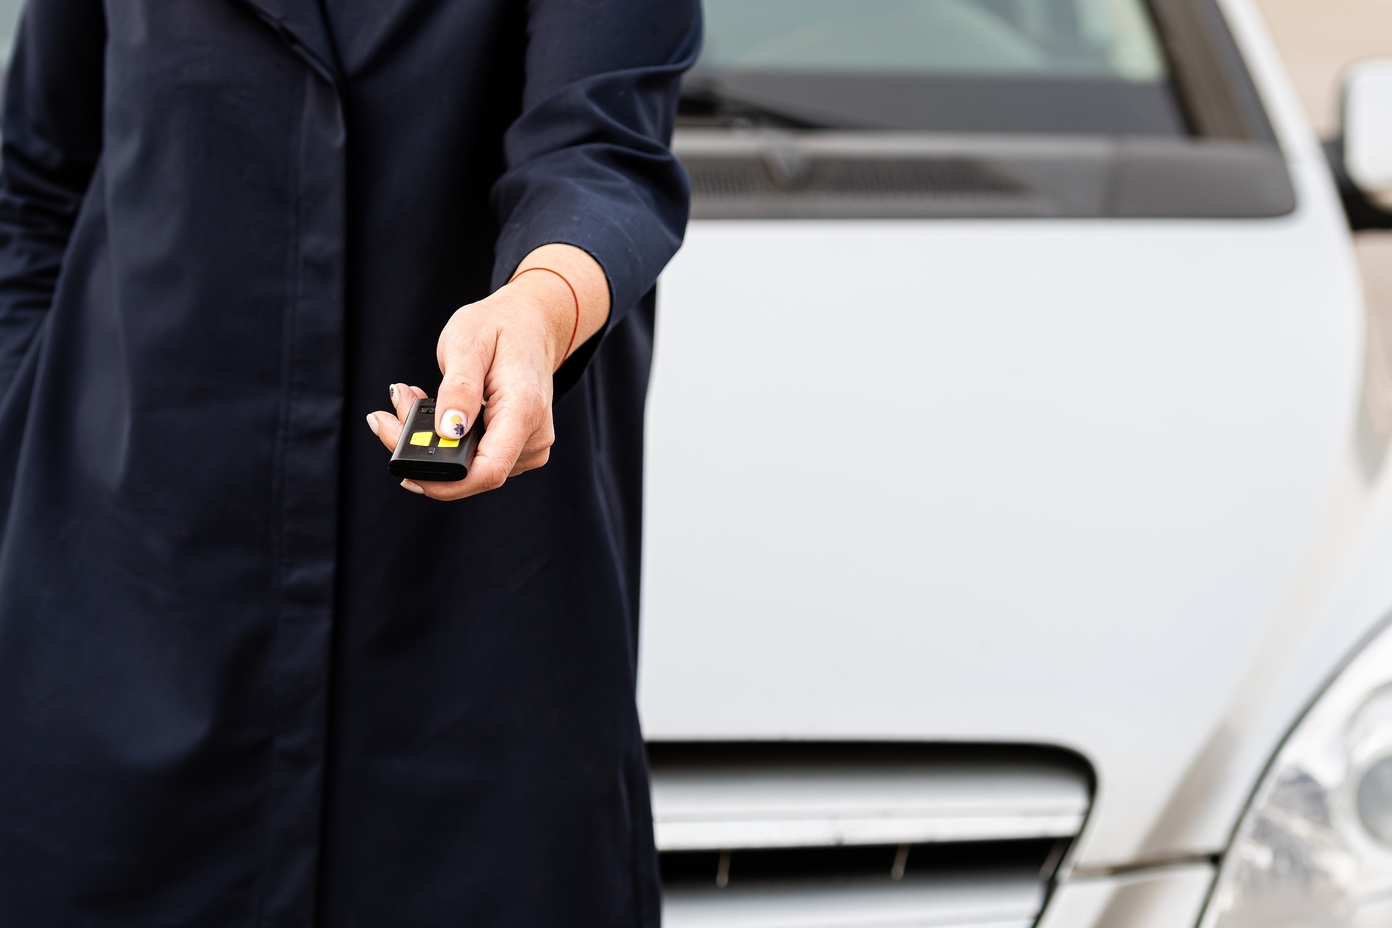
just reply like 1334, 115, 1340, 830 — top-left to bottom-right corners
678, 79, 829, 129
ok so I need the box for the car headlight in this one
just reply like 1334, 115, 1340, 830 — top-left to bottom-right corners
1203, 618, 1392, 928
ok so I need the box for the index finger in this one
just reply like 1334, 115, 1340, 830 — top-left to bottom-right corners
389, 383, 428, 421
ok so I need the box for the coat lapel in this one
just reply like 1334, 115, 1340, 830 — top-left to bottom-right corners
235, 0, 340, 83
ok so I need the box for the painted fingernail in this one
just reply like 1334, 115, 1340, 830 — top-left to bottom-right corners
388, 383, 398, 403
440, 409, 467, 438
401, 479, 425, 495
365, 412, 381, 436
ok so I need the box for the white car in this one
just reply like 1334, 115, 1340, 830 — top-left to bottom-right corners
639, 1, 1392, 926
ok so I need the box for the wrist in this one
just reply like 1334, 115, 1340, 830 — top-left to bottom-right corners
505, 270, 580, 371
509, 244, 611, 370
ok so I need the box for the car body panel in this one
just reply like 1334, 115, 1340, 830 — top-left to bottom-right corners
1037, 865, 1216, 928
639, 0, 1392, 892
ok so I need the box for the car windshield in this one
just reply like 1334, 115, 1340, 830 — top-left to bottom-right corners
683, 0, 1189, 135
0, 0, 21, 69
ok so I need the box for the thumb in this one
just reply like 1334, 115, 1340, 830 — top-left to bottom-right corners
435, 330, 491, 442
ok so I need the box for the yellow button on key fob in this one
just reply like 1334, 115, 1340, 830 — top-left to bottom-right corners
388, 399, 482, 482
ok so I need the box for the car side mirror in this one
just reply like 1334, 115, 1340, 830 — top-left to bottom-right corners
1344, 60, 1392, 209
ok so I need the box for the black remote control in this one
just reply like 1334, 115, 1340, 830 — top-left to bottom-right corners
388, 398, 483, 482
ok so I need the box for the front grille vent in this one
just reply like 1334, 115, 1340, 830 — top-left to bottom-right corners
649, 743, 1092, 928
661, 837, 1065, 889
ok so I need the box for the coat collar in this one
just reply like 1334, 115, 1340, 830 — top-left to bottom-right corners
236, 0, 341, 84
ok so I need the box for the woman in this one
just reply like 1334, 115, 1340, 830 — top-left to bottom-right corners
0, 0, 699, 924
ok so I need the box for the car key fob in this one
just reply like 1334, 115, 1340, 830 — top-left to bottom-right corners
388, 398, 483, 482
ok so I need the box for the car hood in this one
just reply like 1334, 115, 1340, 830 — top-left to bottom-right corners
636, 145, 1366, 868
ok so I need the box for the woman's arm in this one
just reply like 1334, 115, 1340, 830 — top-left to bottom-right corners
366, 242, 609, 497
0, 0, 106, 398
367, 0, 700, 500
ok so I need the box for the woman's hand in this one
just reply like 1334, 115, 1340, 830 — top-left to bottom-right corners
365, 243, 610, 500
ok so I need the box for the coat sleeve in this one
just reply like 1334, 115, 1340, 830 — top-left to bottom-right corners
490, 0, 700, 387
0, 0, 106, 400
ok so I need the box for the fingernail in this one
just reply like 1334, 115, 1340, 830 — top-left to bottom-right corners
401, 479, 425, 495
388, 383, 398, 402
440, 408, 467, 438
365, 412, 381, 436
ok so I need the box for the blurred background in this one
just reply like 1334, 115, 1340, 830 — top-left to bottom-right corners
1253, 0, 1392, 137
1254, 0, 1392, 336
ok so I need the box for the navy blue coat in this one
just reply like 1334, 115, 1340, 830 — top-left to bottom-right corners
0, 0, 698, 924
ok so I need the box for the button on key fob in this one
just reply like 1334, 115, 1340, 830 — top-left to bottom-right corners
388, 398, 482, 482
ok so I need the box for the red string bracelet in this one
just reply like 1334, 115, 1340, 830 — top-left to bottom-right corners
509, 266, 580, 371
